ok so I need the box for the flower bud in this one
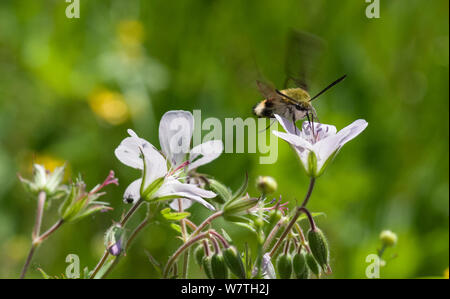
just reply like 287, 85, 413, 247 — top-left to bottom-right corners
202, 255, 213, 279
292, 252, 308, 279
256, 176, 277, 195
223, 195, 259, 219
223, 246, 246, 279
379, 230, 397, 247
104, 223, 125, 256
19, 164, 66, 200
268, 209, 283, 225
307, 228, 330, 273
205, 178, 232, 204
211, 252, 229, 279
276, 253, 293, 279
306, 252, 320, 276
194, 244, 205, 267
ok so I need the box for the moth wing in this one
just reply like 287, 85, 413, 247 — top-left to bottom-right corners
256, 80, 283, 101
285, 30, 326, 91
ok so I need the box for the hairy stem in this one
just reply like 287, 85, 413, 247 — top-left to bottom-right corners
32, 191, 46, 240
210, 230, 229, 248
178, 199, 189, 279
89, 198, 144, 279
20, 191, 46, 279
269, 178, 315, 258
190, 211, 223, 238
263, 218, 286, 251
125, 218, 149, 251
20, 244, 37, 279
163, 231, 211, 278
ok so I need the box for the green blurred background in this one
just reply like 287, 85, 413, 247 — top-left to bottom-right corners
0, 0, 448, 279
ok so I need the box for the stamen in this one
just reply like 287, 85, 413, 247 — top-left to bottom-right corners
90, 170, 119, 194
168, 160, 190, 177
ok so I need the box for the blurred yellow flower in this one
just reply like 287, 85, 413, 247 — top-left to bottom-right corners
89, 89, 130, 125
117, 20, 145, 46
33, 154, 66, 172
25, 154, 71, 181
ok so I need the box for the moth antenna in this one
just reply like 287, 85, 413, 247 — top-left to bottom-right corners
310, 74, 347, 102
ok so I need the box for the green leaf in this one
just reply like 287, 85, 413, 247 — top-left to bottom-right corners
206, 178, 232, 204
170, 223, 182, 233
316, 149, 339, 177
221, 228, 233, 243
231, 173, 249, 201
161, 207, 191, 221
307, 151, 318, 177
70, 205, 111, 223
37, 268, 51, 279
142, 177, 166, 200
233, 221, 258, 235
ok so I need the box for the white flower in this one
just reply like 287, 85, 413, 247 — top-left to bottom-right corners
158, 110, 223, 172
252, 253, 276, 279
114, 129, 216, 210
19, 164, 66, 199
158, 110, 223, 210
272, 114, 368, 177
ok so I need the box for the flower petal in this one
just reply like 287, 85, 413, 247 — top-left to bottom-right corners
123, 179, 142, 204
272, 131, 313, 151
314, 119, 368, 171
154, 179, 216, 210
274, 114, 298, 135
301, 121, 337, 141
336, 119, 368, 146
115, 129, 159, 169
188, 140, 223, 171
169, 198, 194, 211
143, 152, 168, 188
159, 111, 194, 167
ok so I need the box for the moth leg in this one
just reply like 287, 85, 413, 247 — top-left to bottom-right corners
292, 112, 298, 135
259, 119, 276, 133
306, 112, 315, 140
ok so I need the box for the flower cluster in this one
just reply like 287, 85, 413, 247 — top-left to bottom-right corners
19, 108, 368, 280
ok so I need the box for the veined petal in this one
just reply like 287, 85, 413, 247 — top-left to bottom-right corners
301, 121, 337, 141
274, 114, 298, 135
314, 133, 342, 172
123, 179, 142, 204
169, 198, 194, 211
335, 119, 368, 147
143, 152, 167, 188
188, 140, 223, 171
159, 110, 194, 167
314, 119, 368, 171
154, 179, 216, 210
272, 131, 313, 151
114, 129, 159, 169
